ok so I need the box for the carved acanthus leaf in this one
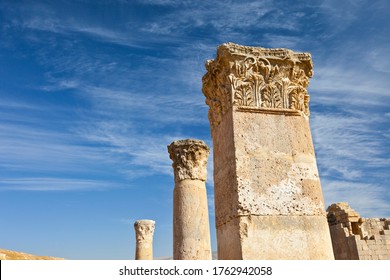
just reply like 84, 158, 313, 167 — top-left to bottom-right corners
168, 139, 210, 183
202, 43, 313, 127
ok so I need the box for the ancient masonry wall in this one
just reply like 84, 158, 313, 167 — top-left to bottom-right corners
327, 202, 390, 260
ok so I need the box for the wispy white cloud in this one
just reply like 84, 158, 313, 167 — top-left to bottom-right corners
0, 14, 212, 184
312, 109, 390, 217
322, 179, 390, 217
3, 2, 148, 49
366, 46, 390, 75
139, 0, 302, 40
312, 112, 390, 175
0, 97, 41, 110
262, 34, 300, 49
309, 45, 390, 110
136, 0, 182, 6
77, 120, 209, 179
318, 0, 361, 35
0, 178, 119, 191
312, 64, 390, 103
80, 85, 207, 124
40, 79, 80, 91
0, 100, 130, 191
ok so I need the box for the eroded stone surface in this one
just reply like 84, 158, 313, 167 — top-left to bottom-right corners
134, 219, 155, 260
202, 43, 333, 260
216, 215, 334, 260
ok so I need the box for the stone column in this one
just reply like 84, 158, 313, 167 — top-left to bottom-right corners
134, 219, 155, 260
168, 139, 212, 260
202, 43, 334, 259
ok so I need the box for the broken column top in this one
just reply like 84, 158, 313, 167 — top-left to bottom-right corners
134, 220, 155, 242
202, 42, 314, 127
168, 139, 210, 183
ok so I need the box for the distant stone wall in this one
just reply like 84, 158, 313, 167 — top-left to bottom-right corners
327, 202, 390, 260
357, 218, 390, 260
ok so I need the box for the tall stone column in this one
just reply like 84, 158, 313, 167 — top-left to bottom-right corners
168, 139, 212, 260
202, 43, 334, 259
134, 219, 155, 260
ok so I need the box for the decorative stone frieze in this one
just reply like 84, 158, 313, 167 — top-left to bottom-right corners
202, 42, 313, 128
134, 219, 155, 260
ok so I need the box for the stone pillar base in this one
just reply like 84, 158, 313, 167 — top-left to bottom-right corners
217, 215, 334, 260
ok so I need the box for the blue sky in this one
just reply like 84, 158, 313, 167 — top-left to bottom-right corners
0, 0, 389, 260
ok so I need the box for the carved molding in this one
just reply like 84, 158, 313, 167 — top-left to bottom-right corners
168, 139, 210, 183
202, 42, 313, 127
134, 220, 155, 243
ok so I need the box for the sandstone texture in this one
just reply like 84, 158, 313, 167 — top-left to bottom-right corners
0, 248, 64, 260
168, 139, 212, 260
327, 202, 390, 260
134, 219, 155, 260
202, 42, 334, 259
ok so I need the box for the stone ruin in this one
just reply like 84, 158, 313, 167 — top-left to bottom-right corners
201, 43, 333, 259
134, 220, 155, 260
327, 202, 390, 260
168, 139, 212, 260
131, 42, 387, 260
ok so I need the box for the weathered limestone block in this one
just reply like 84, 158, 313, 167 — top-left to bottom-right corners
134, 219, 155, 260
202, 42, 334, 259
168, 139, 212, 260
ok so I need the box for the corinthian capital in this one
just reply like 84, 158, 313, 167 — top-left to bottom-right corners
202, 42, 313, 127
134, 220, 155, 244
168, 139, 210, 183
